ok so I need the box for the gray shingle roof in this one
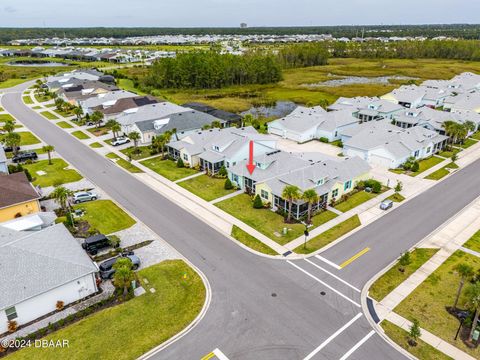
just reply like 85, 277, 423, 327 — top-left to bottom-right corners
0, 224, 98, 310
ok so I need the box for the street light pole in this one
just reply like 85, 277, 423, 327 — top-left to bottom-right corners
454, 319, 464, 340
303, 223, 309, 249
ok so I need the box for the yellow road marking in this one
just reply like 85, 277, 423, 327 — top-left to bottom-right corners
340, 247, 370, 269
201, 353, 215, 360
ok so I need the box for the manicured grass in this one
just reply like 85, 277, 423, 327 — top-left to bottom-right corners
413, 156, 445, 176
32, 105, 42, 110
460, 138, 478, 149
24, 159, 83, 187
463, 229, 480, 253
425, 162, 459, 181
89, 142, 103, 148
0, 113, 15, 122
40, 111, 59, 120
34, 93, 51, 103
334, 190, 377, 212
294, 215, 361, 254
56, 121, 73, 129
369, 248, 438, 301
216, 193, 337, 245
381, 320, 452, 360
120, 146, 154, 160
395, 250, 480, 358
178, 175, 235, 201
0, 131, 41, 146
231, 225, 277, 255
86, 126, 110, 137
22, 95, 33, 104
54, 109, 74, 118
387, 193, 405, 202
73, 200, 135, 234
116, 158, 143, 173
140, 157, 198, 181
8, 260, 206, 360
106, 152, 120, 159
71, 130, 90, 140
437, 149, 458, 158
471, 132, 480, 141
45, 103, 56, 108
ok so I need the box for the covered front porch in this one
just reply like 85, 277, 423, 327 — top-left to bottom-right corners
273, 193, 328, 220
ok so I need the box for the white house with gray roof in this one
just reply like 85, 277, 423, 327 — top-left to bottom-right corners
443, 91, 480, 113
167, 126, 277, 174
341, 120, 448, 168
422, 72, 480, 95
268, 106, 358, 143
78, 90, 137, 115
328, 96, 405, 121
381, 85, 452, 109
0, 224, 98, 333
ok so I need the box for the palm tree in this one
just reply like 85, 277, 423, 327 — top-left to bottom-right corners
302, 189, 319, 224
4, 132, 21, 155
128, 131, 141, 152
42, 145, 55, 165
152, 134, 166, 156
453, 263, 474, 310
112, 258, 135, 299
73, 107, 83, 121
91, 110, 104, 128
466, 282, 480, 342
282, 185, 301, 223
50, 186, 73, 212
242, 113, 254, 128
106, 119, 121, 138
54, 98, 65, 111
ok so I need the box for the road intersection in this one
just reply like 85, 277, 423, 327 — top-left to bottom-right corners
3, 81, 480, 359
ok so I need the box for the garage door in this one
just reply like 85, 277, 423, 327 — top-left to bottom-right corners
369, 154, 392, 168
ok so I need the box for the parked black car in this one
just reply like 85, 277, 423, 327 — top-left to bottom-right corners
99, 252, 140, 279
12, 151, 38, 163
3, 145, 20, 153
82, 234, 115, 255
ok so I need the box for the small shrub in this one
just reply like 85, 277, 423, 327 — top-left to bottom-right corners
218, 165, 227, 177
411, 161, 419, 172
56, 300, 64, 310
364, 179, 382, 193
176, 158, 184, 168
253, 194, 263, 209
399, 251, 412, 272
224, 178, 233, 190
319, 137, 329, 143
23, 169, 32, 182
108, 235, 121, 248
408, 319, 421, 346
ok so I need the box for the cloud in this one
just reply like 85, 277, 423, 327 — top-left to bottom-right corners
4, 6, 16, 13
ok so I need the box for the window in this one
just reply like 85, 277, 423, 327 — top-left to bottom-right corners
5, 306, 17, 321
426, 147, 431, 153
316, 178, 324, 186
226, 162, 230, 168
332, 188, 339, 198
183, 154, 188, 161
414, 150, 420, 157
344, 180, 352, 191
232, 174, 239, 183
261, 190, 269, 199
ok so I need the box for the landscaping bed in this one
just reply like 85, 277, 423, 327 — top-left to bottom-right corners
86, 126, 110, 137
231, 225, 277, 256
369, 248, 438, 301
140, 157, 198, 181
5, 260, 206, 360
178, 174, 235, 201
294, 215, 361, 254
24, 159, 83, 187
73, 200, 136, 234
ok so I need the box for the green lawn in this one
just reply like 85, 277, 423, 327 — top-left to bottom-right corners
463, 229, 480, 253
22, 95, 33, 105
73, 200, 135, 234
178, 175, 235, 201
231, 225, 277, 255
387, 193, 405, 202
54, 109, 74, 118
140, 157, 198, 181
120, 146, 154, 160
106, 152, 120, 159
369, 248, 438, 301
117, 78, 146, 95
413, 156, 445, 176
425, 162, 459, 181
395, 250, 480, 358
8, 260, 205, 360
89, 142, 103, 148
56, 121, 73, 129
32, 105, 42, 110
437, 149, 458, 158
0, 131, 41, 146
0, 113, 15, 122
34, 93, 51, 103
381, 320, 452, 360
71, 131, 90, 140
40, 111, 59, 120
471, 132, 480, 141
460, 138, 478, 149
216, 193, 337, 245
334, 191, 377, 212
86, 126, 110, 137
294, 215, 361, 254
116, 158, 143, 173
24, 159, 83, 187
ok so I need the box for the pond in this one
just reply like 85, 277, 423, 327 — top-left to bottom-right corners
304, 75, 418, 88
240, 101, 297, 118
6, 61, 70, 67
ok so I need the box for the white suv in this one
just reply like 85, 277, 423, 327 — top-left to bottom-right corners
72, 191, 98, 204
111, 137, 130, 146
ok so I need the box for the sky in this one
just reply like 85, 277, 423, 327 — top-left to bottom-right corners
1, 0, 480, 28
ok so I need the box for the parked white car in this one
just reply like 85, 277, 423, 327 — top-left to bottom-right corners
111, 137, 130, 146
72, 191, 98, 204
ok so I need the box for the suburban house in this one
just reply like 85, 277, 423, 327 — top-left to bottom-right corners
268, 106, 358, 143
46, 69, 104, 91
78, 90, 137, 115
182, 102, 242, 127
167, 126, 277, 174
327, 97, 405, 121
57, 80, 119, 105
392, 107, 480, 134
0, 172, 41, 222
0, 148, 7, 174
92, 95, 158, 120
117, 103, 226, 144
381, 85, 451, 109
0, 224, 98, 334
443, 92, 480, 113
228, 150, 370, 219
422, 72, 480, 95
0, 212, 57, 232
340, 120, 448, 168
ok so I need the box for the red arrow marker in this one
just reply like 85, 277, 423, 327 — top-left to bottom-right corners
246, 140, 256, 175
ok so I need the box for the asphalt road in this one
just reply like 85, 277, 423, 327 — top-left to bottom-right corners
4, 83, 478, 360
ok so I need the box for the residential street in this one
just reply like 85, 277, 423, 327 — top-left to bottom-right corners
5, 80, 480, 359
